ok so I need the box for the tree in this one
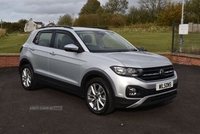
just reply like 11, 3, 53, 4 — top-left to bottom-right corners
1, 19, 28, 33
57, 14, 74, 26
185, 0, 200, 23
10, 22, 21, 32
110, 14, 126, 27
103, 0, 129, 14
126, 6, 139, 24
74, 14, 100, 27
138, 0, 169, 22
157, 2, 182, 26
79, 0, 101, 15
18, 19, 28, 32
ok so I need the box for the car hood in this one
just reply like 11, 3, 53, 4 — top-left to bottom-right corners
98, 51, 172, 68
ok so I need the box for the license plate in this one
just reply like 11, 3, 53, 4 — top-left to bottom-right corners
156, 81, 173, 91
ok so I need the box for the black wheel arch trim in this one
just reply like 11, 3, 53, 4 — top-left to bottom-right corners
81, 70, 117, 97
19, 58, 33, 73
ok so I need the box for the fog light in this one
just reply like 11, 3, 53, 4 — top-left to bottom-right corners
126, 87, 139, 97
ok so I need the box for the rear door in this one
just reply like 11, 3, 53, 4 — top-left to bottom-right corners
30, 30, 53, 78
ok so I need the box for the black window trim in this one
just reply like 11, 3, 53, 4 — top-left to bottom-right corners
51, 30, 84, 51
33, 30, 54, 47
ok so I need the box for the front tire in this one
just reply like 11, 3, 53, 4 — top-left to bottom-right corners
85, 77, 114, 115
20, 64, 38, 90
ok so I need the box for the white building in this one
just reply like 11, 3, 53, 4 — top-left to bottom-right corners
24, 18, 43, 32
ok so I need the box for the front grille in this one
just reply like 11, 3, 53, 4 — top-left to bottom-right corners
138, 65, 175, 81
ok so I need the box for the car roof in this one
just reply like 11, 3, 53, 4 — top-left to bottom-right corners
72, 27, 108, 32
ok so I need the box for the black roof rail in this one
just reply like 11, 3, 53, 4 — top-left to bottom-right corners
39, 25, 73, 29
88, 26, 109, 30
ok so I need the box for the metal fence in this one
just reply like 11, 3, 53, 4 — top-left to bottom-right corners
172, 22, 200, 55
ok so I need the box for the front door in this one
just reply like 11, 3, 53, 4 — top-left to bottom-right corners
48, 31, 81, 88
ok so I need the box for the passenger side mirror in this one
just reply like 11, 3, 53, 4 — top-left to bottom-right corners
64, 44, 83, 53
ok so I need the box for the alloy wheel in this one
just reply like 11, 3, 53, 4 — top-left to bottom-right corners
22, 68, 32, 88
87, 83, 107, 111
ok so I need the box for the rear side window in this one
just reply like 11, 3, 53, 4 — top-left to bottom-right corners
33, 32, 52, 47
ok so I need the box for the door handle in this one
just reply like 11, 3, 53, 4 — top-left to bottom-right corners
50, 52, 55, 56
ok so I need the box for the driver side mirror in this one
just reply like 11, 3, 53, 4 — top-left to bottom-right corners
64, 44, 83, 53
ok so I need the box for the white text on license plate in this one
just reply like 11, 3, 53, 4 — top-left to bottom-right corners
156, 81, 173, 91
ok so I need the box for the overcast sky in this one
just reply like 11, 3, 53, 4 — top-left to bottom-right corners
0, 0, 181, 25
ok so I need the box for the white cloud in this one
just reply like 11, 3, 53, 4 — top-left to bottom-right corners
1, 0, 180, 25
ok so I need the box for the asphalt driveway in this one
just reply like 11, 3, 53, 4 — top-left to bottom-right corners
0, 64, 200, 134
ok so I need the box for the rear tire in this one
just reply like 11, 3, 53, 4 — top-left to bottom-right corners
85, 77, 114, 115
20, 64, 38, 90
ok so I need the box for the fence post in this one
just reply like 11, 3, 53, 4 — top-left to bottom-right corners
1, 19, 2, 29
171, 21, 175, 53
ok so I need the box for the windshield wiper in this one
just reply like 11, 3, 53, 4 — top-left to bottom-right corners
129, 49, 138, 51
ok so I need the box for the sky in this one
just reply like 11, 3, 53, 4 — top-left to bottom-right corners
0, 0, 181, 25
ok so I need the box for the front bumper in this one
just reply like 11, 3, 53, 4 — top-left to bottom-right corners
115, 87, 177, 108
127, 89, 177, 108
104, 67, 178, 108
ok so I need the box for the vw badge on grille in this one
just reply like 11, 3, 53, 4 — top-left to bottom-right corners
159, 69, 165, 77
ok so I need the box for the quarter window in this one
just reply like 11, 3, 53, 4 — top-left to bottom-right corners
33, 32, 52, 47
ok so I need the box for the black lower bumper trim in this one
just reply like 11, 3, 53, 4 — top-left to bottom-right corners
115, 90, 177, 108
114, 97, 139, 108
140, 90, 177, 107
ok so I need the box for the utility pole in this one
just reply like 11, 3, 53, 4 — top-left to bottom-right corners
1, 19, 2, 29
179, 0, 185, 53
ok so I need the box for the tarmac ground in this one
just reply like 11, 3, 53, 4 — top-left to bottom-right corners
0, 64, 200, 134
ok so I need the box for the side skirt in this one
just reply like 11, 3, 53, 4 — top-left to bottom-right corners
35, 73, 84, 98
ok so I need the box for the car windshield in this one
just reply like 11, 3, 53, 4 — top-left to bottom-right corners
75, 30, 137, 52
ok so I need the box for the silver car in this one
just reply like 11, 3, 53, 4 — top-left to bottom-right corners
19, 26, 178, 115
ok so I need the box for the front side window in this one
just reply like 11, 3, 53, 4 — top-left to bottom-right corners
33, 32, 52, 47
76, 30, 137, 52
54, 33, 75, 50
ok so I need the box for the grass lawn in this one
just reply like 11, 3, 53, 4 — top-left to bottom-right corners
117, 31, 172, 53
0, 33, 29, 53
0, 31, 173, 53
180, 33, 200, 54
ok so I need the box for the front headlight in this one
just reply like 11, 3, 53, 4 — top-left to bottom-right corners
111, 66, 143, 77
